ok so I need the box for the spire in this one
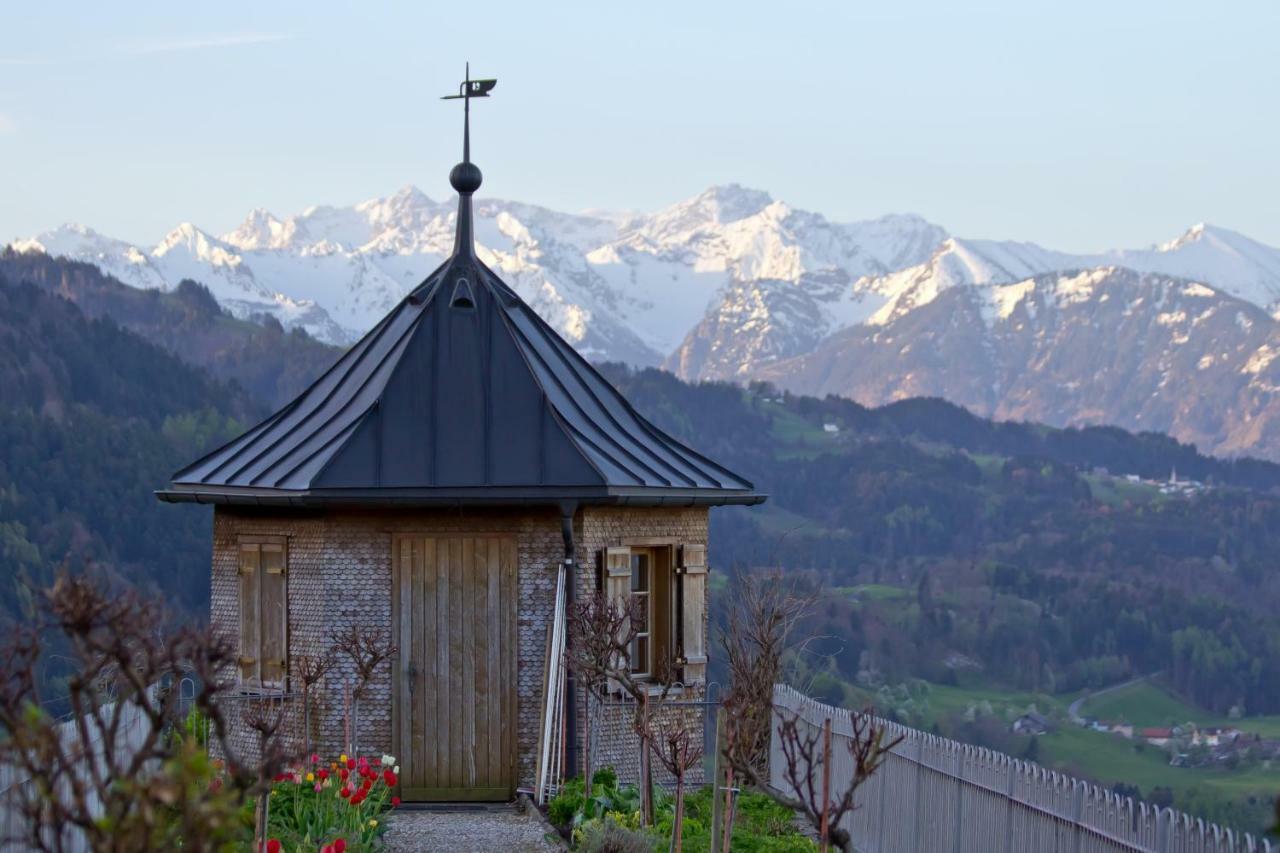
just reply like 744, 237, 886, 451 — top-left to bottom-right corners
442, 64, 496, 258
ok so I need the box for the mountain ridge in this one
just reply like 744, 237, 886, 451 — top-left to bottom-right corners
13, 185, 1280, 459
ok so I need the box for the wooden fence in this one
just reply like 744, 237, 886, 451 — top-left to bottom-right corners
0, 697, 155, 852
771, 685, 1277, 853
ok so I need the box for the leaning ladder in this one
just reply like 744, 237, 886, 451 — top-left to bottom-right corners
534, 560, 568, 804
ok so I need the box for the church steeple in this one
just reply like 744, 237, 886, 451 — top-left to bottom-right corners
442, 64, 496, 259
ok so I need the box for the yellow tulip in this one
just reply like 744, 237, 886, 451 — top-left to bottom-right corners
305, 772, 315, 782
339, 753, 348, 764
368, 819, 378, 828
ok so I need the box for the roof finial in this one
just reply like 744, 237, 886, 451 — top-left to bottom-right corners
442, 64, 496, 257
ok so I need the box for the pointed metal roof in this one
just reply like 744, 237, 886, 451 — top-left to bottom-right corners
157, 75, 762, 509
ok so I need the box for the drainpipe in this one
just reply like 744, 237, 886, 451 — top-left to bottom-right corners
559, 502, 579, 779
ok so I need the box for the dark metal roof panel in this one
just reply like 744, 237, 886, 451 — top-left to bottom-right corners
166, 216, 759, 505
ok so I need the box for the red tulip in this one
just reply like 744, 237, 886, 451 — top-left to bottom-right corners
339, 786, 351, 799
346, 758, 356, 770
321, 846, 334, 853
266, 840, 281, 853
340, 768, 349, 781
318, 769, 329, 780
391, 796, 401, 807
334, 841, 347, 853
383, 770, 397, 786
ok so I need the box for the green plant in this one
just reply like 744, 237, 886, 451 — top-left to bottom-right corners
576, 815, 655, 853
549, 768, 816, 851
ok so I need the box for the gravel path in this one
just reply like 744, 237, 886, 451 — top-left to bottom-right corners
382, 805, 562, 852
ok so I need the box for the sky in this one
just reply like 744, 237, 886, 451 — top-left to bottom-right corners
1, 0, 1277, 253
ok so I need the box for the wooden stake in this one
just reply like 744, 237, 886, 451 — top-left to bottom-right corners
343, 684, 351, 755
721, 765, 736, 853
820, 717, 832, 853
709, 710, 725, 853
640, 690, 653, 826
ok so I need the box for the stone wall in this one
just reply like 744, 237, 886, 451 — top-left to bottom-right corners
208, 504, 710, 795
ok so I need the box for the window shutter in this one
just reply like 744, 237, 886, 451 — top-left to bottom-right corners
604, 546, 631, 693
238, 544, 261, 684
679, 544, 707, 685
260, 543, 288, 687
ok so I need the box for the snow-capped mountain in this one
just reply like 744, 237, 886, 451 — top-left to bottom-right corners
12, 185, 1280, 457
758, 266, 1280, 460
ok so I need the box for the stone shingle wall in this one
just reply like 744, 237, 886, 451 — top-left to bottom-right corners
572, 507, 710, 787
208, 504, 709, 793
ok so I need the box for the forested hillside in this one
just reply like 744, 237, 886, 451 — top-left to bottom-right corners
600, 365, 1280, 716
0, 273, 260, 624
0, 248, 340, 408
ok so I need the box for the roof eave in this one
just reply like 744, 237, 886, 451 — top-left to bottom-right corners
154, 485, 767, 509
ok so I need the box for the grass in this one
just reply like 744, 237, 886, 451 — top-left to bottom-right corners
1080, 681, 1203, 727
1084, 473, 1162, 507
921, 681, 1073, 720
1079, 680, 1280, 739
766, 406, 838, 459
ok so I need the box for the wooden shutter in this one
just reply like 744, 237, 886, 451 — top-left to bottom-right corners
260, 542, 288, 687
604, 546, 631, 693
679, 544, 707, 685
238, 544, 261, 684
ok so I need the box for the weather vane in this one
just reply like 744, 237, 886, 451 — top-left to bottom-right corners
441, 62, 496, 165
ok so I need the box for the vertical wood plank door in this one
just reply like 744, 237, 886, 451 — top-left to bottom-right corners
392, 534, 517, 801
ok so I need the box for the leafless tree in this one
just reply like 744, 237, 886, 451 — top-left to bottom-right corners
719, 571, 812, 779
0, 575, 294, 853
650, 706, 704, 853
296, 651, 334, 755
564, 592, 657, 817
719, 571, 901, 853
768, 707, 901, 852
332, 625, 395, 757
244, 699, 291, 851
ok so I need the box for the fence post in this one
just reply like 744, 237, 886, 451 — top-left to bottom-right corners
1071, 781, 1085, 853
952, 749, 964, 853
820, 717, 832, 853
1003, 758, 1015, 853
1155, 807, 1170, 853
875, 735, 889, 853
908, 736, 924, 853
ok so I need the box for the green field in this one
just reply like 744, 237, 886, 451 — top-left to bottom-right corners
1083, 474, 1162, 507
1080, 680, 1201, 727
1080, 680, 1280, 738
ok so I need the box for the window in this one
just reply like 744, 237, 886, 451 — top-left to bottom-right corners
604, 543, 706, 686
628, 549, 673, 679
238, 537, 288, 690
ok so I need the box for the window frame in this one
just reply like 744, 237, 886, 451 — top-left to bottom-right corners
623, 544, 675, 683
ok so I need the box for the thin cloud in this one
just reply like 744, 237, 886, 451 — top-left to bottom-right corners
126, 32, 293, 55
0, 115, 15, 135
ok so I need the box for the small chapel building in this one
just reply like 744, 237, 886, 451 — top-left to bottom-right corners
158, 76, 763, 802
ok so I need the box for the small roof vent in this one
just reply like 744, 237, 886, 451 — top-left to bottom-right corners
450, 277, 475, 310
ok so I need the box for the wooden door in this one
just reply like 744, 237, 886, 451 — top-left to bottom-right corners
392, 535, 517, 801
